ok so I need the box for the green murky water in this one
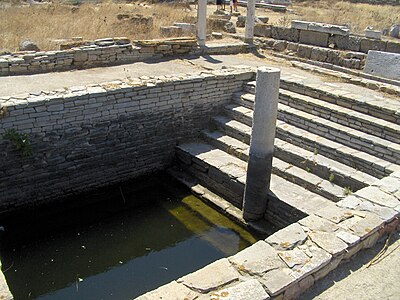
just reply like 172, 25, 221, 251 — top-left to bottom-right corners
0, 175, 259, 300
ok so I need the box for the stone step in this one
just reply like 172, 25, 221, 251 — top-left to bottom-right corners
201, 129, 349, 202
221, 105, 399, 178
232, 92, 400, 164
245, 78, 400, 126
209, 117, 376, 191
176, 142, 336, 227
242, 84, 400, 144
278, 89, 400, 145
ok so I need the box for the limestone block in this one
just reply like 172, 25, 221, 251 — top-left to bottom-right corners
254, 24, 272, 38
355, 185, 399, 208
386, 41, 400, 54
298, 214, 339, 233
73, 51, 88, 62
291, 20, 309, 31
365, 29, 381, 40
310, 47, 328, 62
136, 280, 199, 300
0, 59, 9, 68
266, 223, 307, 250
260, 269, 297, 296
278, 248, 309, 268
328, 35, 361, 51
373, 176, 400, 194
297, 44, 313, 59
291, 240, 332, 279
160, 26, 183, 37
299, 30, 329, 47
390, 24, 400, 38
335, 230, 360, 246
286, 42, 298, 52
177, 258, 239, 293
211, 279, 270, 300
308, 231, 348, 256
339, 212, 383, 238
360, 38, 386, 53
364, 50, 400, 81
173, 23, 196, 34
292, 20, 349, 36
271, 26, 300, 42
314, 205, 355, 224
273, 40, 287, 52
229, 241, 285, 275
212, 32, 223, 39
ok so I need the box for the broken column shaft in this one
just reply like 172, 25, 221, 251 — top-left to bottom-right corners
242, 67, 280, 221
197, 0, 207, 47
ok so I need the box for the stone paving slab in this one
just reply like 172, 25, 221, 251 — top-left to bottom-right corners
177, 258, 240, 293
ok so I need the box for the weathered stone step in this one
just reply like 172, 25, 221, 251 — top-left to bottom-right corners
209, 118, 376, 191
222, 105, 399, 178
176, 142, 336, 228
233, 91, 400, 164
201, 129, 348, 202
245, 78, 400, 126
241, 86, 400, 144
278, 89, 400, 145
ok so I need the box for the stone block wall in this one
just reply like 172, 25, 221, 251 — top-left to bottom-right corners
254, 25, 400, 55
0, 37, 198, 77
257, 37, 366, 70
0, 68, 255, 215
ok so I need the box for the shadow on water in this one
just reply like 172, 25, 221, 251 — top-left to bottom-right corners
0, 173, 261, 300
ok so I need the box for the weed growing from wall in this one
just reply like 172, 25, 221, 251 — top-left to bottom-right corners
3, 129, 32, 158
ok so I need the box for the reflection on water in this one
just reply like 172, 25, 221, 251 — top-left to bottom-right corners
0, 176, 259, 300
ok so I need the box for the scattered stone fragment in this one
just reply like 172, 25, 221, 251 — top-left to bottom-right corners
229, 241, 285, 275
266, 223, 307, 250
19, 40, 40, 52
177, 258, 239, 293
212, 32, 223, 39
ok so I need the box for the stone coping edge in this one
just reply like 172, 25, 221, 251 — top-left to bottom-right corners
136, 171, 400, 299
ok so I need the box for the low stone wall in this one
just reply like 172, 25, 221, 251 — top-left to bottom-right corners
0, 68, 254, 215
256, 37, 366, 70
0, 37, 198, 77
137, 171, 400, 299
253, 24, 400, 54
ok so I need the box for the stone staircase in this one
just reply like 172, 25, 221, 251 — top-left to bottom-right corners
174, 77, 400, 228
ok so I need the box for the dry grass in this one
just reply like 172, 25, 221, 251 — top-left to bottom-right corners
1, 0, 399, 52
0, 0, 197, 52
284, 0, 400, 33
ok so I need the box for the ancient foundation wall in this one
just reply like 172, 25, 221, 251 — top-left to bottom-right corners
0, 38, 198, 77
0, 68, 255, 214
253, 25, 400, 54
